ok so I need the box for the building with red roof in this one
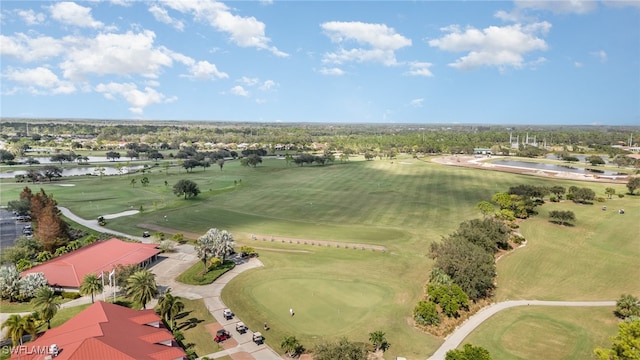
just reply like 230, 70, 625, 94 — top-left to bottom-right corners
10, 301, 186, 360
21, 238, 161, 289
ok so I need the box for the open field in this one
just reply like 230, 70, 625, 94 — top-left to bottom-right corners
461, 306, 620, 360
496, 197, 640, 301
2, 156, 637, 358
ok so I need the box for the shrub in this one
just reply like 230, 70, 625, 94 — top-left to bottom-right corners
414, 300, 440, 326
549, 196, 558, 202
208, 257, 222, 271
618, 194, 625, 198
60, 291, 82, 300
596, 197, 606, 202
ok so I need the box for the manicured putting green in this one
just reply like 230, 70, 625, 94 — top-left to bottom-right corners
248, 276, 391, 336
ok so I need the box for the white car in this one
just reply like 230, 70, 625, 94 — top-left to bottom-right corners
223, 309, 233, 320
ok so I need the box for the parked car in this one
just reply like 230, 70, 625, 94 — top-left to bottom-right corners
142, 231, 150, 238
214, 329, 230, 343
235, 322, 247, 334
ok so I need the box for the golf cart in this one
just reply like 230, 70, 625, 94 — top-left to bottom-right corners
223, 308, 234, 320
142, 231, 151, 238
235, 322, 247, 334
252, 331, 263, 345
214, 329, 230, 343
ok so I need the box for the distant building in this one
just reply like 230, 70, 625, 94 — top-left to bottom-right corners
473, 148, 492, 155
11, 301, 186, 360
21, 238, 161, 289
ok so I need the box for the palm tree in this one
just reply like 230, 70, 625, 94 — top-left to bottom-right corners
32, 287, 59, 329
79, 273, 103, 303
615, 294, 640, 319
156, 289, 184, 330
2, 314, 25, 347
368, 330, 390, 352
126, 270, 157, 309
1, 314, 38, 347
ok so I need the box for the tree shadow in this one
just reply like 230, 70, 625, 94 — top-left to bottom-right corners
174, 310, 192, 320
177, 317, 203, 331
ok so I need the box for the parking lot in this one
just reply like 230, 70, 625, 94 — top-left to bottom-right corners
0, 208, 31, 249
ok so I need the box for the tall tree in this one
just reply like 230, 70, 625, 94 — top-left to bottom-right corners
126, 269, 157, 309
79, 273, 103, 303
213, 230, 235, 261
36, 200, 68, 252
173, 179, 200, 199
32, 286, 59, 329
195, 228, 218, 272
627, 177, 640, 195
605, 187, 616, 199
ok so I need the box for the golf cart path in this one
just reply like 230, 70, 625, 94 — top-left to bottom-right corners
55, 208, 282, 360
427, 300, 615, 360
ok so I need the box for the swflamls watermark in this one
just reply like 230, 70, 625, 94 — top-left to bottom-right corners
1, 345, 50, 355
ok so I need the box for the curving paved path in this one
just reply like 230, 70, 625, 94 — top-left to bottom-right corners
427, 300, 616, 360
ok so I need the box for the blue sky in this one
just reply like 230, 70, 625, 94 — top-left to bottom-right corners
1, 1, 639, 125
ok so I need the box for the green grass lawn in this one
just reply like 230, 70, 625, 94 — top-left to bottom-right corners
2, 156, 636, 358
176, 260, 235, 285
176, 298, 219, 358
496, 196, 640, 301
461, 306, 620, 360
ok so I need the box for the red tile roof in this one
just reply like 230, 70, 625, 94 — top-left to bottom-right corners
21, 238, 161, 288
11, 301, 186, 360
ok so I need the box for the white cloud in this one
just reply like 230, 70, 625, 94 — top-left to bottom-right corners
4, 66, 76, 94
591, 50, 607, 62
429, 22, 551, 70
409, 98, 424, 108
49, 2, 104, 28
16, 9, 46, 25
321, 21, 412, 66
514, 0, 598, 14
185, 60, 228, 80
259, 80, 277, 91
574, 61, 584, 67
230, 85, 249, 97
164, 0, 288, 57
149, 4, 185, 31
238, 76, 260, 86
404, 62, 434, 77
319, 67, 345, 76
59, 30, 173, 81
95, 82, 175, 114
0, 34, 65, 62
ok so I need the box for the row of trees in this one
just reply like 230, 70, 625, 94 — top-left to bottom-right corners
280, 331, 390, 359
415, 218, 510, 328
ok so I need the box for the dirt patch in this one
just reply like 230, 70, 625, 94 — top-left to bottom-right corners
244, 233, 387, 251
231, 352, 255, 360
136, 227, 387, 251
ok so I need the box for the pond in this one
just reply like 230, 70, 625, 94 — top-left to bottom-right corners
18, 156, 112, 164
0, 165, 146, 179
492, 160, 626, 176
